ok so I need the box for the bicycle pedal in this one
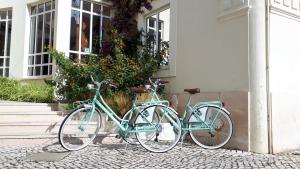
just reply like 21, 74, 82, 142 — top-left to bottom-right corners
115, 135, 121, 139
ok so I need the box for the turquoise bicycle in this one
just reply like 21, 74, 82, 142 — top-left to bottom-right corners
121, 78, 170, 145
180, 88, 233, 149
58, 76, 181, 153
123, 83, 233, 149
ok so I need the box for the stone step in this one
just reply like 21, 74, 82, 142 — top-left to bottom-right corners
0, 123, 61, 136
0, 111, 66, 125
0, 101, 58, 112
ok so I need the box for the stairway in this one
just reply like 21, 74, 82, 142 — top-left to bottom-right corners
0, 101, 65, 139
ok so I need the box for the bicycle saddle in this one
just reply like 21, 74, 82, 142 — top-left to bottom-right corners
131, 87, 148, 94
184, 88, 200, 94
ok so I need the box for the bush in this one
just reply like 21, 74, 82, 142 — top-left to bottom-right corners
50, 29, 159, 104
0, 77, 54, 103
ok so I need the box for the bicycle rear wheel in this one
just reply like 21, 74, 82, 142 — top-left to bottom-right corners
122, 106, 160, 145
135, 104, 181, 153
59, 107, 101, 151
189, 105, 232, 149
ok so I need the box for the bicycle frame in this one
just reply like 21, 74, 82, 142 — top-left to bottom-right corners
180, 94, 224, 132
80, 84, 179, 136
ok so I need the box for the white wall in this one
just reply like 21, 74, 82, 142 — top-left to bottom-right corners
138, 0, 250, 150
138, 0, 249, 93
269, 4, 300, 152
171, 0, 249, 93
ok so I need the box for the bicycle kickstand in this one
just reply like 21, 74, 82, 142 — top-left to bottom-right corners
180, 131, 188, 149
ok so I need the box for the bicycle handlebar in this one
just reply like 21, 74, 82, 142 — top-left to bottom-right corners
89, 75, 118, 89
148, 77, 169, 86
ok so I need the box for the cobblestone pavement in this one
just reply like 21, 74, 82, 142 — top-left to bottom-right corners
0, 140, 299, 169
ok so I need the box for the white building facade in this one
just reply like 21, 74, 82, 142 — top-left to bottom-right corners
1, 0, 300, 153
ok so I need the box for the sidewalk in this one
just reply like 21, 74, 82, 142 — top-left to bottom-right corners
0, 137, 299, 169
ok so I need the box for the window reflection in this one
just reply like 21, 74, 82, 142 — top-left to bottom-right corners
28, 0, 54, 76
146, 8, 170, 68
70, 10, 80, 51
0, 9, 12, 77
70, 1, 111, 60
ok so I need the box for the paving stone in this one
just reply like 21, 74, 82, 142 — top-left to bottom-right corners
0, 141, 300, 169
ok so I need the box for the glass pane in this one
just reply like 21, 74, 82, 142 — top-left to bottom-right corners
51, 11, 55, 47
42, 66, 49, 75
8, 11, 12, 19
0, 22, 6, 56
158, 9, 170, 66
93, 4, 101, 14
0, 68, 3, 76
70, 10, 80, 51
45, 2, 52, 11
0, 11, 7, 19
52, 1, 55, 9
35, 55, 41, 64
0, 58, 3, 66
4, 68, 8, 77
43, 54, 49, 63
49, 65, 52, 75
6, 21, 11, 56
103, 6, 110, 16
69, 53, 78, 61
5, 58, 9, 67
36, 15, 43, 53
29, 17, 36, 54
148, 14, 157, 29
44, 13, 51, 52
38, 4, 44, 13
102, 17, 110, 42
31, 6, 37, 15
72, 0, 81, 9
81, 13, 90, 52
28, 56, 34, 65
49, 56, 52, 63
81, 54, 90, 62
28, 67, 34, 76
92, 15, 100, 54
35, 66, 41, 76
158, 9, 170, 42
83, 1, 91, 11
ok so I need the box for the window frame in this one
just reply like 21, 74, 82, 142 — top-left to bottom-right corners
0, 9, 12, 77
144, 5, 171, 70
69, 0, 111, 61
27, 0, 55, 77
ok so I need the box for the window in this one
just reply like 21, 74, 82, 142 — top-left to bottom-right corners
70, 0, 111, 62
28, 0, 55, 76
146, 8, 170, 68
0, 10, 12, 77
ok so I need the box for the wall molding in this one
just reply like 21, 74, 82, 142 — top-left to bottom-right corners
218, 0, 250, 22
270, 0, 300, 21
218, 5, 250, 22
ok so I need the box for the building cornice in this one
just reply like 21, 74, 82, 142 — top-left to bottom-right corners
217, 0, 250, 22
270, 0, 300, 21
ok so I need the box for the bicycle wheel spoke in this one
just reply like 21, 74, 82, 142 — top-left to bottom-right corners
189, 106, 232, 149
59, 108, 101, 151
135, 104, 181, 153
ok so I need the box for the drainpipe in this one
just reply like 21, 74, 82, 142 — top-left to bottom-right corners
265, 0, 273, 154
249, 0, 269, 153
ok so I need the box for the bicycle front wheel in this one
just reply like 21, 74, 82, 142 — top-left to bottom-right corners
121, 108, 141, 145
59, 107, 101, 151
135, 104, 181, 153
189, 105, 233, 149
122, 106, 160, 145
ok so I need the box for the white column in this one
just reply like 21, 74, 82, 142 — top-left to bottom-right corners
9, 1, 28, 79
249, 0, 269, 153
54, 0, 71, 54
